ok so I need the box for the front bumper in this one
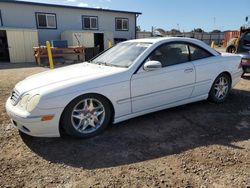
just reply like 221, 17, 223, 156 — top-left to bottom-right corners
5, 98, 63, 137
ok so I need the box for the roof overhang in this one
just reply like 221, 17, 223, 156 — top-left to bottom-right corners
0, 0, 142, 15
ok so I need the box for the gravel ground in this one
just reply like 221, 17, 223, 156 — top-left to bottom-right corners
0, 63, 250, 188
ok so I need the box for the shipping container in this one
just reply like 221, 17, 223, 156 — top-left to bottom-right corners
224, 30, 240, 47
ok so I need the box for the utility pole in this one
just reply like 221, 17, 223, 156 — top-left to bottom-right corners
213, 17, 216, 30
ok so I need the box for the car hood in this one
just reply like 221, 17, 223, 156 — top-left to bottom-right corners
15, 63, 126, 94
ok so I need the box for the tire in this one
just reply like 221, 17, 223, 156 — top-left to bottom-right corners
61, 94, 112, 138
226, 45, 236, 53
209, 73, 231, 103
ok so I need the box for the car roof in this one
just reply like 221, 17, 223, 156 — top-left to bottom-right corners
128, 37, 202, 44
126, 37, 220, 56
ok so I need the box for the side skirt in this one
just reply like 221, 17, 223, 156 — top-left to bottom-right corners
113, 94, 208, 124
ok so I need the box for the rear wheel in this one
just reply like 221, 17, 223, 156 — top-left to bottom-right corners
226, 45, 236, 53
209, 73, 231, 103
61, 94, 112, 138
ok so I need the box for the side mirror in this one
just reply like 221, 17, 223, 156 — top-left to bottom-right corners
143, 61, 162, 71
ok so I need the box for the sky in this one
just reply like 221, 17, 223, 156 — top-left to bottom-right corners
18, 0, 250, 32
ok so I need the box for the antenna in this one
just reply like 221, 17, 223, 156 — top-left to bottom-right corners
213, 17, 216, 29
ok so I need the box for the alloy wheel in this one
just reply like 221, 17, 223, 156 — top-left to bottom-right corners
71, 98, 105, 134
214, 76, 229, 100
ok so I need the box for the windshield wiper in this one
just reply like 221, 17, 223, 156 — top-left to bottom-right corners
91, 61, 108, 66
105, 63, 126, 68
91, 61, 125, 68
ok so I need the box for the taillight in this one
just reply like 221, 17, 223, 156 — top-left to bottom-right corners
239, 59, 243, 68
241, 58, 250, 64
239, 58, 250, 68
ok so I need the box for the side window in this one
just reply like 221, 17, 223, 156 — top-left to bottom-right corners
148, 43, 189, 67
189, 45, 212, 61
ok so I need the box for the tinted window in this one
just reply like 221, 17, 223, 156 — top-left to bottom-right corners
37, 14, 47, 27
148, 43, 189, 67
189, 45, 212, 61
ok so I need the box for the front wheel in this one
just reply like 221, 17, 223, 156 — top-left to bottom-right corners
209, 73, 231, 103
61, 94, 112, 138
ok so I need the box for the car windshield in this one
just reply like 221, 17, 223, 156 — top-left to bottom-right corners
89, 42, 151, 68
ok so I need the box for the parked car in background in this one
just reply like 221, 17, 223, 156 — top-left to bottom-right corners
238, 29, 250, 75
239, 53, 250, 75
226, 27, 250, 75
6, 37, 243, 138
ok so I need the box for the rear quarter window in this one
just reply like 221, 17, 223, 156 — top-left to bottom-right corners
189, 45, 213, 61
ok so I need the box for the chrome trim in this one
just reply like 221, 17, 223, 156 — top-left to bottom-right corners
10, 89, 21, 106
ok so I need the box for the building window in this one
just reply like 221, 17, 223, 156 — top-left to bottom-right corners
0, 10, 3, 26
82, 16, 98, 30
116, 18, 129, 31
36, 12, 57, 29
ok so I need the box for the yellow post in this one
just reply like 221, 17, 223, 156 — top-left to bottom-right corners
211, 41, 215, 49
108, 40, 113, 48
46, 41, 54, 69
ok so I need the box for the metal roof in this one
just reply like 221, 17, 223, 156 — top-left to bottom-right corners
0, 0, 142, 15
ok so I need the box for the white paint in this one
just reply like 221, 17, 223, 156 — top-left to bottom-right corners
5, 37, 243, 137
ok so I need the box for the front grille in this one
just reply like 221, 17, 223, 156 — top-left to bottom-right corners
10, 89, 20, 106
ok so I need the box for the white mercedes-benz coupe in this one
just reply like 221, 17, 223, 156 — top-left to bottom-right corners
6, 37, 243, 138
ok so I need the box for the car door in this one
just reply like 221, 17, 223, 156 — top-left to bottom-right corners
188, 44, 215, 97
131, 42, 195, 113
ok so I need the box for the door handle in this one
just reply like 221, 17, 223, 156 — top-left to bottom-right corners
184, 68, 194, 73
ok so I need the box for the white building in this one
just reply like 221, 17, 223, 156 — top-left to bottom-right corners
0, 0, 141, 62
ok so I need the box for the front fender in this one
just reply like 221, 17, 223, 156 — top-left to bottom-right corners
37, 80, 132, 120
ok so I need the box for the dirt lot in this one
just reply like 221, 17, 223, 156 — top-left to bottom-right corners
0, 63, 250, 188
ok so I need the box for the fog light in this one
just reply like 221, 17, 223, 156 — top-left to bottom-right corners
41, 115, 54, 121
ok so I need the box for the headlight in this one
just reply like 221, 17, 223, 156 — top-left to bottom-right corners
19, 94, 30, 108
18, 94, 40, 112
26, 95, 41, 112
